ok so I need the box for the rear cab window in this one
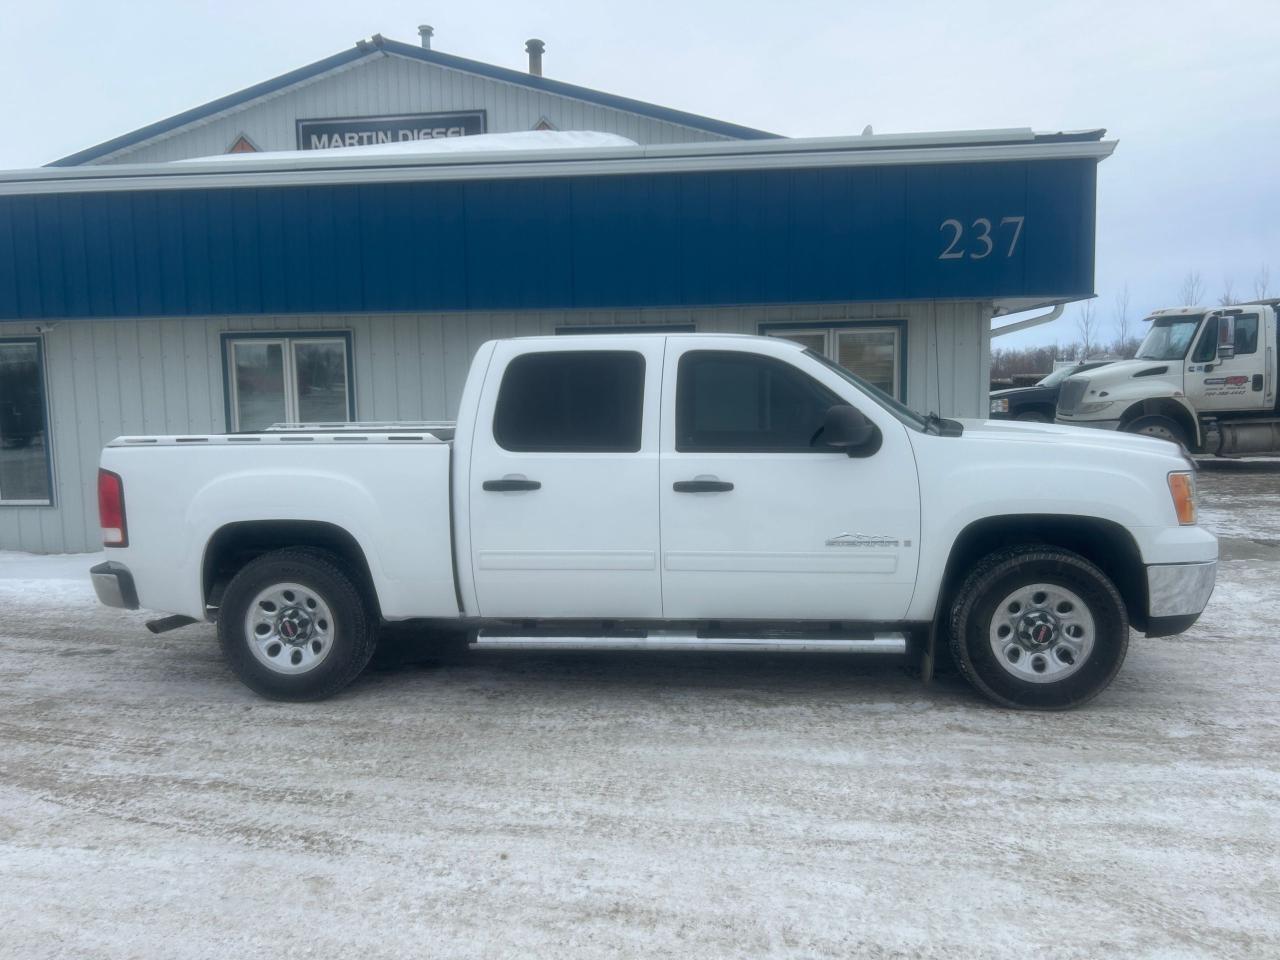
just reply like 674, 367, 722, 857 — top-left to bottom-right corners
493, 351, 645, 452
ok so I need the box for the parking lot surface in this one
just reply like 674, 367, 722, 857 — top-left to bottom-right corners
1, 469, 1278, 959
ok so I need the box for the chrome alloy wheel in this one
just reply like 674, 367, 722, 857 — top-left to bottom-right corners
244, 582, 335, 675
988, 583, 1095, 683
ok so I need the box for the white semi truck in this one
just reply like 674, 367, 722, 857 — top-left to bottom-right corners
1056, 300, 1280, 456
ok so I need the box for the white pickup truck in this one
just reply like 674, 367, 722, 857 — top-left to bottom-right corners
91, 334, 1218, 710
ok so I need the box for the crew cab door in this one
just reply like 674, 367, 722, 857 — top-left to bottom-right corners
466, 340, 664, 618
658, 338, 921, 621
1186, 311, 1268, 412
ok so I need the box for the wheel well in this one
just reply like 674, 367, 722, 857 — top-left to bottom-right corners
202, 521, 378, 617
1119, 399, 1199, 449
939, 515, 1148, 632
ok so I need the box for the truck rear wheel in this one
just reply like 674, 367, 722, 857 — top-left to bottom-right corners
218, 548, 377, 701
949, 546, 1128, 710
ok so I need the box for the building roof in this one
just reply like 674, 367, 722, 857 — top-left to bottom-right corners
49, 34, 779, 167
12, 128, 1113, 195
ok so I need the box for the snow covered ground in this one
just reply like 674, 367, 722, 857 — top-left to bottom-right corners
1, 471, 1277, 958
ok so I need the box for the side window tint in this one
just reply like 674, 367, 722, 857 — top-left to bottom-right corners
1235, 316, 1259, 355
676, 351, 842, 452
494, 351, 644, 452
1191, 317, 1218, 364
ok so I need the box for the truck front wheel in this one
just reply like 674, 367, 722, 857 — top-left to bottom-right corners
218, 548, 378, 701
1123, 414, 1188, 449
949, 546, 1129, 710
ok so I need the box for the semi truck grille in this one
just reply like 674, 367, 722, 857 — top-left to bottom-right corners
1057, 378, 1087, 415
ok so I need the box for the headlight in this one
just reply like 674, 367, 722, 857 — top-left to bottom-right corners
1168, 471, 1196, 525
1074, 400, 1115, 415
990, 398, 1009, 414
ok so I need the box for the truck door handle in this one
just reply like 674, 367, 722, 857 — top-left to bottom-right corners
483, 478, 541, 492
673, 479, 734, 493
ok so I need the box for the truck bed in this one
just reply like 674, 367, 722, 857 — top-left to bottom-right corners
100, 431, 458, 621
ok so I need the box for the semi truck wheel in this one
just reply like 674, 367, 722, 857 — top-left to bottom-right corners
1124, 415, 1188, 448
217, 548, 378, 701
949, 546, 1129, 710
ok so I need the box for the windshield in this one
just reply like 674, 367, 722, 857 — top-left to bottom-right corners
804, 349, 929, 432
1136, 315, 1204, 360
1038, 365, 1082, 388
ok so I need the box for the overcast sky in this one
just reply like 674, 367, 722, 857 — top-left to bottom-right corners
2, 0, 1277, 349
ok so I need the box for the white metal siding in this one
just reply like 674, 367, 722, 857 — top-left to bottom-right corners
0, 301, 991, 554
93, 53, 732, 165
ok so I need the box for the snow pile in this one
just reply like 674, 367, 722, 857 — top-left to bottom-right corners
176, 130, 638, 164
0, 550, 102, 581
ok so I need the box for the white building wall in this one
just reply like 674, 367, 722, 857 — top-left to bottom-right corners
0, 301, 992, 554
92, 53, 732, 165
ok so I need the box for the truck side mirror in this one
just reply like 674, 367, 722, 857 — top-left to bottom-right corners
1216, 315, 1236, 360
822, 405, 881, 457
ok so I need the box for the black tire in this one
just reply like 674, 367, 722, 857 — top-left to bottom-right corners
1015, 410, 1053, 424
1123, 414, 1189, 449
217, 548, 378, 701
948, 546, 1129, 710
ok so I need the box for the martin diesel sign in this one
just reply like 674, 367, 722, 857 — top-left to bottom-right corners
297, 111, 486, 150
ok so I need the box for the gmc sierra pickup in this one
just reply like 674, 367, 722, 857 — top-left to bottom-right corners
91, 334, 1218, 709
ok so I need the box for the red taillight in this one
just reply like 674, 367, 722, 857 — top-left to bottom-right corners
98, 469, 128, 547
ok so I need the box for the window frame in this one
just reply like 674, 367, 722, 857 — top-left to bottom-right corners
0, 336, 55, 507
220, 330, 355, 432
1191, 317, 1219, 364
492, 349, 647, 453
674, 349, 848, 454
759, 319, 907, 401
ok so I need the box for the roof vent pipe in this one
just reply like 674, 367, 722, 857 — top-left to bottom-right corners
418, 24, 434, 49
525, 38, 545, 76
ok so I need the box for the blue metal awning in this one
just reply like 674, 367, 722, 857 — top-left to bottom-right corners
0, 132, 1112, 320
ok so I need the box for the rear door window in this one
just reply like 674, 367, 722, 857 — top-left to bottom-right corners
493, 351, 645, 452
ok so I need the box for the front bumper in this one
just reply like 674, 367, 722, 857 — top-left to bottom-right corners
1054, 417, 1122, 431
1145, 559, 1216, 636
90, 561, 139, 610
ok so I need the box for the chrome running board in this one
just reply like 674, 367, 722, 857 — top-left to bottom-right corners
471, 631, 908, 654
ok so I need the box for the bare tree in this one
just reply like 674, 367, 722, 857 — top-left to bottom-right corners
1255, 265, 1272, 301
1178, 270, 1204, 306
1077, 301, 1098, 359
1113, 283, 1132, 354
1219, 276, 1237, 306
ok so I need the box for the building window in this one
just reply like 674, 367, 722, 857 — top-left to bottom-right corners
223, 333, 354, 432
763, 323, 904, 400
0, 339, 53, 505
493, 351, 645, 452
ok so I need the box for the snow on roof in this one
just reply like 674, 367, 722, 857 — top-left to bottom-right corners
175, 130, 639, 164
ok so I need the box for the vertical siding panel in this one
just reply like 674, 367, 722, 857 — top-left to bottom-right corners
159, 320, 191, 429
418, 315, 447, 419
136, 319, 168, 435
393, 315, 421, 418
367, 315, 398, 420
441, 314, 470, 418
43, 324, 84, 551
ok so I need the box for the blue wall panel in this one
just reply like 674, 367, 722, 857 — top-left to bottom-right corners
0, 159, 1098, 320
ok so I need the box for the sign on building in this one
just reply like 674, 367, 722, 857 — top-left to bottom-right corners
296, 111, 486, 150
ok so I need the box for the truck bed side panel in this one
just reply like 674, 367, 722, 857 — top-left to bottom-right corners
99, 442, 457, 621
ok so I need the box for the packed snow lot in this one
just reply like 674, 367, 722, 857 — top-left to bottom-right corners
2, 471, 1278, 959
